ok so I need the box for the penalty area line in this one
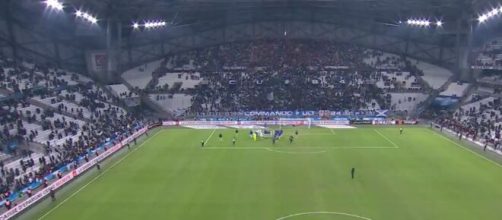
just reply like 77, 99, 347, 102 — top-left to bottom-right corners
330, 129, 336, 135
264, 148, 327, 154
38, 131, 163, 220
374, 129, 400, 149
204, 129, 216, 145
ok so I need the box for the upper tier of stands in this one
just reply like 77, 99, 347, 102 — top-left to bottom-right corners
473, 38, 502, 70
406, 58, 452, 90
122, 60, 162, 90
439, 82, 471, 98
107, 84, 139, 99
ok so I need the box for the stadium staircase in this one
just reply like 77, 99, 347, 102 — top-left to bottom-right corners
27, 98, 92, 123
413, 74, 457, 116
456, 84, 477, 107
120, 76, 173, 118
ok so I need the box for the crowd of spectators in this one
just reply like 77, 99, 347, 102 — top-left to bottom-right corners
436, 97, 502, 149
473, 37, 502, 70
0, 55, 144, 209
149, 39, 428, 114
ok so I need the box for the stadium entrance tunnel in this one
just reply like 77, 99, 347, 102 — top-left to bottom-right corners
276, 211, 372, 220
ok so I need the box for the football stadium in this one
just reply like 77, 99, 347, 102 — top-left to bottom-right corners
0, 0, 501, 220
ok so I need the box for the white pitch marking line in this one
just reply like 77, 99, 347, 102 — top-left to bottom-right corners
203, 146, 397, 150
300, 133, 336, 136
204, 129, 216, 145
330, 128, 336, 135
38, 131, 163, 220
276, 211, 372, 220
264, 148, 327, 154
432, 131, 502, 169
374, 129, 400, 149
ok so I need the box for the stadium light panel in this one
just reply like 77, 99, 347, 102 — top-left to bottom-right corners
436, 21, 443, 27
406, 19, 431, 27
477, 7, 502, 23
133, 23, 140, 29
44, 0, 64, 11
75, 10, 82, 17
143, 21, 167, 29
75, 10, 98, 24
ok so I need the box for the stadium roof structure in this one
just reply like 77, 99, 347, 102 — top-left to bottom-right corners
62, 0, 499, 20
47, 0, 498, 25
1, 0, 502, 80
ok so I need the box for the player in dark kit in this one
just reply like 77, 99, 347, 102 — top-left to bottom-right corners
96, 163, 101, 171
289, 135, 294, 144
351, 168, 356, 179
295, 130, 299, 136
235, 129, 239, 134
200, 140, 205, 147
219, 133, 223, 141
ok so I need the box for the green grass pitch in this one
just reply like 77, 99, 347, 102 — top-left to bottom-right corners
17, 126, 502, 220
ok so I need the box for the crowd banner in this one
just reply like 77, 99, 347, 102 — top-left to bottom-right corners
161, 119, 353, 126
0, 127, 147, 220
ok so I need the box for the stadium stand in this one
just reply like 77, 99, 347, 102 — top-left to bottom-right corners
149, 94, 192, 117
406, 58, 453, 90
0, 55, 144, 209
127, 40, 445, 115
388, 93, 428, 113
474, 38, 502, 70
439, 82, 471, 98
121, 60, 163, 90
107, 84, 139, 99
437, 94, 501, 150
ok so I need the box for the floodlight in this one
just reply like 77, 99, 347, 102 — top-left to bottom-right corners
74, 9, 98, 24
144, 21, 167, 29
44, 0, 64, 11
478, 7, 502, 23
406, 18, 432, 27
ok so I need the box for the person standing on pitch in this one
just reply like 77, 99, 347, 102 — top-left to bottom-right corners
399, 128, 403, 135
219, 133, 223, 141
50, 188, 56, 201
351, 168, 356, 179
232, 137, 236, 146
200, 140, 205, 147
